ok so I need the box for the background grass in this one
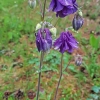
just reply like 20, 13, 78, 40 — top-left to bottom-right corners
0, 0, 100, 100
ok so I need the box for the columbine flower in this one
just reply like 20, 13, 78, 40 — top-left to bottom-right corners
72, 13, 84, 30
54, 31, 78, 53
36, 28, 52, 52
49, 0, 78, 18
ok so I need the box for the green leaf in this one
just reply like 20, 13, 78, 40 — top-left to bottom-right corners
68, 66, 77, 73
89, 34, 99, 49
28, 58, 38, 64
8, 32, 13, 39
90, 94, 99, 99
92, 86, 100, 93
86, 99, 93, 100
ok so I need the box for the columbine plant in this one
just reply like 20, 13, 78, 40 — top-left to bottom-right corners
28, 0, 84, 100
53, 31, 78, 100
35, 27, 52, 100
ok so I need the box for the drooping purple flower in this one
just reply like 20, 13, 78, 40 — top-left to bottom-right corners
36, 28, 52, 52
49, 0, 78, 18
54, 31, 78, 53
72, 13, 84, 30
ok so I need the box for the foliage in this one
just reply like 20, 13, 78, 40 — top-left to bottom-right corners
0, 0, 100, 100
87, 86, 100, 100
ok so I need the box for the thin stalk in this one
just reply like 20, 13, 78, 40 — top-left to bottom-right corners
38, 0, 47, 21
36, 0, 47, 100
38, 0, 43, 16
54, 18, 61, 27
54, 55, 72, 100
54, 53, 63, 100
42, 0, 47, 21
36, 51, 44, 100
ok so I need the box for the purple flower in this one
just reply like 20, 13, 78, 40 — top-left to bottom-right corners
49, 0, 78, 18
36, 28, 52, 52
72, 13, 84, 30
54, 31, 78, 53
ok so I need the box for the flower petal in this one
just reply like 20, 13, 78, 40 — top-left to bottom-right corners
53, 31, 78, 53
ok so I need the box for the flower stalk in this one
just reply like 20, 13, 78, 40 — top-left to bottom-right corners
36, 51, 44, 100
36, 0, 47, 100
42, 0, 47, 21
38, 0, 42, 15
54, 55, 72, 100
54, 53, 63, 100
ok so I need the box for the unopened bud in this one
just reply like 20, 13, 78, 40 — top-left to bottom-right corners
72, 13, 84, 31
28, 0, 36, 9
50, 27, 57, 37
36, 23, 41, 31
75, 54, 82, 66
78, 10, 83, 17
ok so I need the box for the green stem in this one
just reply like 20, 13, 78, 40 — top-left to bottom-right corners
36, 0, 46, 100
54, 53, 63, 100
41, 0, 47, 21
36, 51, 44, 100
54, 18, 61, 27
38, 0, 42, 16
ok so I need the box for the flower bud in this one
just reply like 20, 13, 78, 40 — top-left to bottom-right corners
28, 0, 36, 9
78, 10, 83, 17
72, 13, 83, 31
36, 23, 41, 31
50, 27, 57, 37
75, 54, 82, 66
